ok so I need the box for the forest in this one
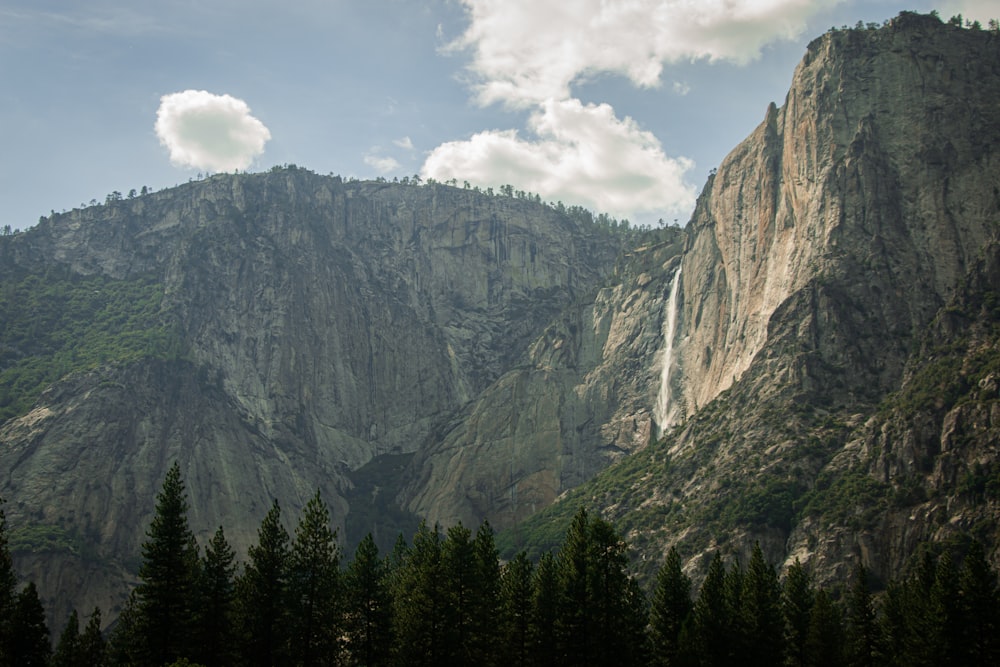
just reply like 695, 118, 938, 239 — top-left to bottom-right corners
1, 463, 997, 667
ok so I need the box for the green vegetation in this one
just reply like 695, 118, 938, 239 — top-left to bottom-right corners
8, 525, 80, 556
4, 475, 1000, 666
0, 268, 178, 423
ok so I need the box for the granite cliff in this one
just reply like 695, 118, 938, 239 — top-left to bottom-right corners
497, 13, 1000, 586
0, 173, 629, 622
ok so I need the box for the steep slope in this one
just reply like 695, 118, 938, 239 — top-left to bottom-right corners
499, 14, 1000, 584
399, 231, 685, 530
0, 171, 627, 622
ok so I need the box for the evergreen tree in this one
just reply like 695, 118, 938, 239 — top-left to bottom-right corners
740, 543, 784, 667
52, 607, 105, 667
555, 507, 592, 665
531, 551, 560, 667
845, 563, 881, 667
193, 526, 237, 667
958, 541, 1000, 666
9, 582, 51, 666
470, 521, 501, 665
929, 551, 961, 667
587, 516, 647, 666
79, 607, 106, 667
782, 559, 814, 667
805, 589, 844, 667
0, 498, 17, 667
236, 499, 290, 667
441, 523, 476, 664
51, 610, 81, 667
690, 552, 732, 666
649, 546, 692, 667
288, 491, 342, 667
345, 533, 392, 667
135, 462, 200, 665
499, 551, 534, 667
391, 521, 445, 667
106, 591, 142, 667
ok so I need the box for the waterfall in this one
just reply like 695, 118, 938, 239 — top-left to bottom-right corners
654, 266, 682, 437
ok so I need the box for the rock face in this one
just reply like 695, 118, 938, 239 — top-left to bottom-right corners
503, 13, 1000, 586
0, 173, 626, 622
399, 235, 685, 529
674, 12, 1000, 416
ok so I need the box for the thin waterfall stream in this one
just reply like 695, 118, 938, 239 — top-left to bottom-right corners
654, 266, 681, 438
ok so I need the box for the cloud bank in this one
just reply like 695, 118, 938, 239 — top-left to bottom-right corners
155, 90, 271, 172
424, 99, 694, 219
424, 0, 841, 222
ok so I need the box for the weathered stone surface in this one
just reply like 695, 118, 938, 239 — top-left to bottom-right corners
399, 234, 685, 530
0, 172, 625, 623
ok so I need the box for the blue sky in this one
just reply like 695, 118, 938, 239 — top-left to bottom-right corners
1, 1, 993, 230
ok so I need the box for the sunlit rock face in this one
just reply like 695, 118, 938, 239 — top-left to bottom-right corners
674, 13, 999, 418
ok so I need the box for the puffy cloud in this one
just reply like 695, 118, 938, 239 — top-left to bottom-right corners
422, 98, 695, 220
449, 0, 843, 107
423, 1, 839, 221
393, 136, 415, 150
364, 153, 402, 174
155, 90, 270, 172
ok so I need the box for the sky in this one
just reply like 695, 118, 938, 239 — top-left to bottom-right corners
1, 0, 996, 231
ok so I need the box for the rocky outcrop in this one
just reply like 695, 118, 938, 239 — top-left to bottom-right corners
674, 12, 1000, 416
0, 172, 626, 623
399, 234, 685, 530
502, 14, 1000, 587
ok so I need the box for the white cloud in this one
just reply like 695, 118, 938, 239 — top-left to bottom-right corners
422, 99, 696, 220
393, 136, 415, 150
155, 90, 270, 172
364, 153, 402, 174
423, 0, 841, 221
449, 0, 843, 108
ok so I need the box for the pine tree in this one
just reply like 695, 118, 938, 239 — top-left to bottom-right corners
958, 541, 1000, 666
499, 551, 534, 667
344, 533, 391, 667
79, 607, 106, 667
0, 498, 17, 667
391, 521, 444, 667
845, 563, 881, 667
805, 589, 844, 667
288, 490, 342, 667
555, 507, 592, 665
193, 526, 237, 667
531, 551, 560, 667
135, 462, 200, 665
690, 552, 731, 666
51, 610, 81, 667
9, 582, 51, 666
470, 521, 501, 665
587, 516, 647, 666
441, 523, 476, 664
649, 546, 692, 667
106, 591, 142, 666
782, 559, 814, 667
740, 543, 784, 667
236, 499, 290, 667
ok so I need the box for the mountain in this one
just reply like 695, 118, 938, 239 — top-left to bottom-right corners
494, 12, 1000, 585
2, 11, 999, 624
0, 173, 635, 622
